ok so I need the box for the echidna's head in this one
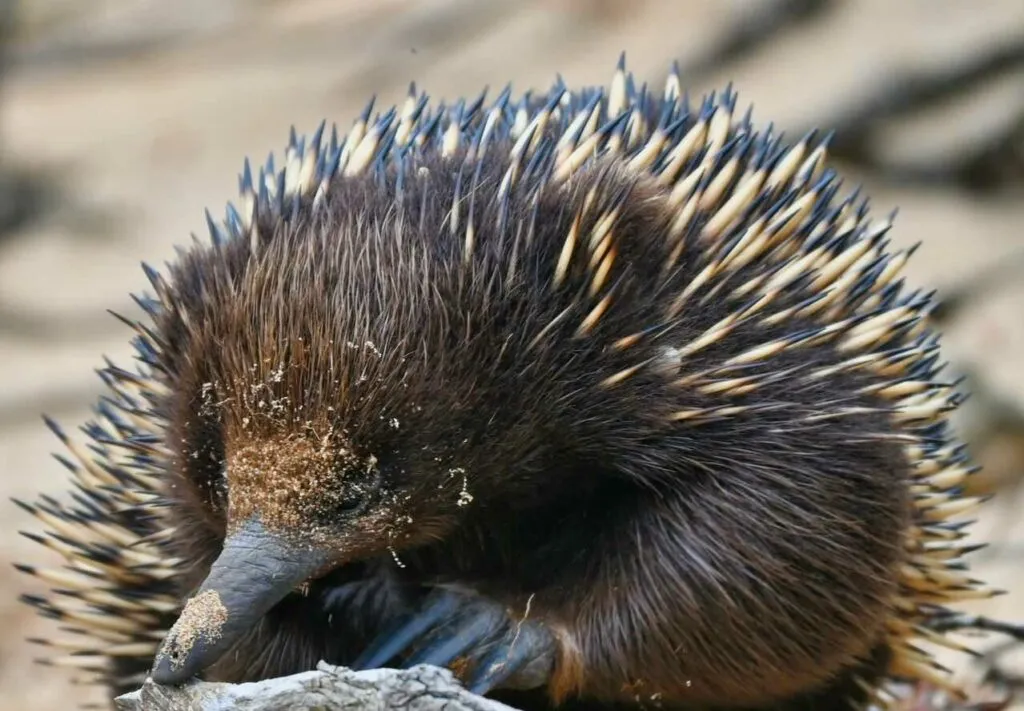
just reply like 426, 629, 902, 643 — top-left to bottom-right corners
151, 405, 455, 685
144, 207, 497, 682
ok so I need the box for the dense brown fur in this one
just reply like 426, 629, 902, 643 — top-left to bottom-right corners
16, 59, 991, 711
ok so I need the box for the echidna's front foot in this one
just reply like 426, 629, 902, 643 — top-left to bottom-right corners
353, 588, 555, 694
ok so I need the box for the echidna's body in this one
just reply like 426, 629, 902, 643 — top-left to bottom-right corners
16, 57, 993, 711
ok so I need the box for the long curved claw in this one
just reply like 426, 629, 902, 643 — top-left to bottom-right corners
465, 622, 555, 694
351, 590, 461, 671
354, 587, 556, 695
403, 607, 503, 667
400, 593, 508, 666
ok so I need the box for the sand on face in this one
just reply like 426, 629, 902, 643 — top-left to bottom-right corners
159, 590, 229, 672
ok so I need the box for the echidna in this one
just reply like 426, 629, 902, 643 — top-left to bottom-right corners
15, 55, 996, 711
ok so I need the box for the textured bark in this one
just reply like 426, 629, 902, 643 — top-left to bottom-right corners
114, 662, 521, 711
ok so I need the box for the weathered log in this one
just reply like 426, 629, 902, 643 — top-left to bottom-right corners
114, 662, 521, 711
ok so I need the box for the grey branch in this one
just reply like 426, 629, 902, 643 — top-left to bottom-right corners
114, 662, 523, 711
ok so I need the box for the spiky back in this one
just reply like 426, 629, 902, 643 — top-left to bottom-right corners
15, 56, 992, 709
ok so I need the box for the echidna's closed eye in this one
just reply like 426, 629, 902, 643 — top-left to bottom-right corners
327, 458, 385, 517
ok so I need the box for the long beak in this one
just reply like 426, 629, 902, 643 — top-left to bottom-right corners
150, 517, 334, 685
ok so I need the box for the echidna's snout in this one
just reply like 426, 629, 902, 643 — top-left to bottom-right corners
150, 517, 334, 685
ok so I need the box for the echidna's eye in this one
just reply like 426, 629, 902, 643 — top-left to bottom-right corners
334, 491, 366, 514
330, 463, 383, 516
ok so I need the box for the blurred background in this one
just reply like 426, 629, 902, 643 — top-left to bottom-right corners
0, 0, 1021, 708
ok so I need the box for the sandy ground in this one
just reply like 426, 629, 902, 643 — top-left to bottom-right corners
0, 0, 1022, 708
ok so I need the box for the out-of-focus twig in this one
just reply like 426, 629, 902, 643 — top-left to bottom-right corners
927, 613, 1024, 640
677, 0, 838, 81
674, 1, 1024, 192
930, 248, 1024, 326
0, 0, 59, 237
804, 34, 1024, 191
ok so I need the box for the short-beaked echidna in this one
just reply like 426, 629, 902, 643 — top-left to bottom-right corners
15, 56, 996, 710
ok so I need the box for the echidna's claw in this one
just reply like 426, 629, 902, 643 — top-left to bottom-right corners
354, 587, 555, 695
352, 590, 461, 671
464, 620, 555, 694
402, 598, 504, 668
